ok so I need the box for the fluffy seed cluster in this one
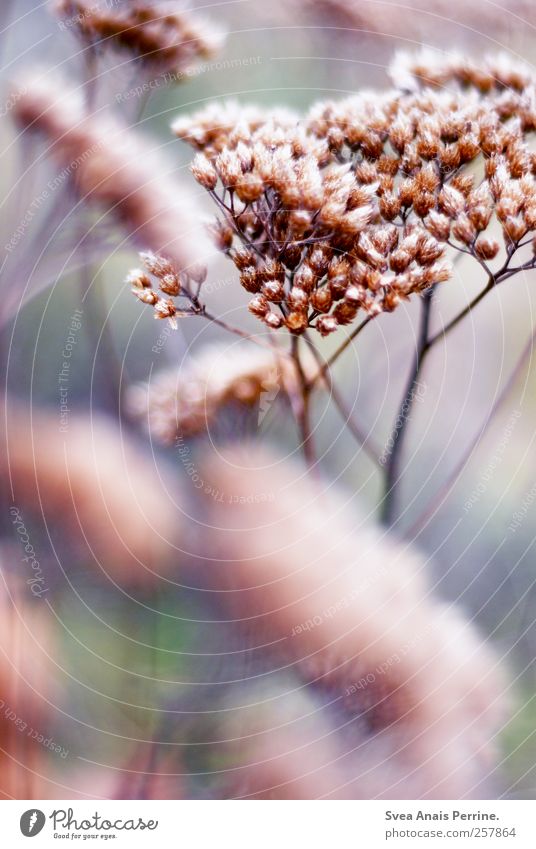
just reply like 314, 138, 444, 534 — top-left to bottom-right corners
52, 0, 223, 76
171, 52, 536, 337
128, 251, 206, 329
127, 342, 310, 442
12, 76, 210, 271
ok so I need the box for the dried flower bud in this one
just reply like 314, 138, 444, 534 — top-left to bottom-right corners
263, 311, 284, 329
288, 287, 309, 311
316, 315, 339, 336
438, 185, 465, 218
126, 269, 152, 289
262, 279, 285, 302
452, 215, 477, 246
310, 287, 333, 313
503, 216, 526, 243
474, 238, 500, 260
333, 300, 359, 324
133, 288, 159, 305
240, 269, 261, 293
248, 294, 269, 317
188, 263, 208, 284
141, 251, 176, 280
159, 273, 181, 296
191, 153, 218, 190
285, 311, 308, 333
235, 171, 264, 203
424, 211, 451, 241
294, 264, 316, 293
233, 249, 257, 271
154, 298, 179, 328
209, 220, 233, 251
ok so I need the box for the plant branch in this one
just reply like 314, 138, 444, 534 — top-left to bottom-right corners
426, 276, 495, 349
291, 336, 316, 469
406, 324, 536, 539
380, 286, 435, 526
308, 315, 372, 387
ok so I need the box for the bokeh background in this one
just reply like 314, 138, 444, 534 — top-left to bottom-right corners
1, 0, 536, 799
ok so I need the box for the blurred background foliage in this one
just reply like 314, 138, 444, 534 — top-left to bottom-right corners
1, 0, 536, 798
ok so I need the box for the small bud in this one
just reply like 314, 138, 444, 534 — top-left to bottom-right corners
248, 294, 269, 317
154, 298, 179, 328
133, 288, 159, 305
235, 171, 264, 202
316, 315, 339, 336
191, 153, 218, 190
241, 269, 261, 293
288, 287, 309, 310
159, 273, 181, 296
209, 220, 233, 252
262, 279, 285, 302
285, 311, 308, 333
474, 238, 500, 260
310, 287, 333, 313
126, 269, 152, 289
189, 264, 208, 284
263, 310, 283, 329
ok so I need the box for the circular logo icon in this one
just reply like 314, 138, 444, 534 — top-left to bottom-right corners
20, 810, 46, 837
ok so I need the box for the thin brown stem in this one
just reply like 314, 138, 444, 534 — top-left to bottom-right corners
380, 286, 435, 526
308, 315, 372, 387
406, 324, 536, 539
202, 310, 291, 357
426, 276, 495, 349
291, 336, 316, 469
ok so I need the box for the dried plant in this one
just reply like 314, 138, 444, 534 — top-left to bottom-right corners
4, 0, 532, 801
127, 340, 316, 443
197, 445, 507, 798
12, 76, 210, 272
129, 50, 536, 520
0, 575, 57, 798
52, 0, 224, 77
294, 0, 534, 44
166, 52, 536, 337
1, 401, 181, 587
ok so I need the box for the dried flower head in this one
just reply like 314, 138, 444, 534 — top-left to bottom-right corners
128, 250, 205, 327
12, 75, 210, 272
127, 342, 315, 442
164, 52, 536, 338
52, 0, 224, 76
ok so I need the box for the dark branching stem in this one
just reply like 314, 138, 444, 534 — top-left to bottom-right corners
291, 336, 316, 469
406, 324, 536, 539
381, 286, 435, 527
310, 315, 372, 386
426, 276, 495, 348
